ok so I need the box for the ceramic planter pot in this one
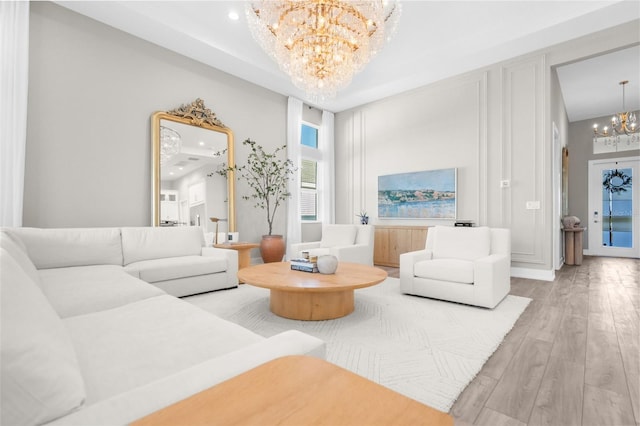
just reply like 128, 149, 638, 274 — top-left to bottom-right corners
260, 235, 285, 263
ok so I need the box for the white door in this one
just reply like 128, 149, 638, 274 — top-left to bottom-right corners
588, 157, 640, 258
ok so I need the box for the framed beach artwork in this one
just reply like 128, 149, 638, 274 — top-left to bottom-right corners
378, 168, 457, 219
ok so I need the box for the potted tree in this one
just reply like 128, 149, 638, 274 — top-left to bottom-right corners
213, 138, 295, 263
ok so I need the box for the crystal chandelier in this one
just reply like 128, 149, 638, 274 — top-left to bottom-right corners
160, 126, 181, 165
246, 0, 401, 99
593, 80, 639, 144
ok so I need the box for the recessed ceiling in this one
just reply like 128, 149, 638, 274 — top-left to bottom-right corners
56, 1, 640, 115
556, 45, 640, 122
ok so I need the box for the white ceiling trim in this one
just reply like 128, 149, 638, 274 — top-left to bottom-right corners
56, 1, 640, 116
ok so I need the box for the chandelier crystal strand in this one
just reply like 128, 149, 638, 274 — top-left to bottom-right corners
160, 126, 181, 165
247, 0, 401, 100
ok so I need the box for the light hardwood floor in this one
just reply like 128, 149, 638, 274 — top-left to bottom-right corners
378, 256, 639, 426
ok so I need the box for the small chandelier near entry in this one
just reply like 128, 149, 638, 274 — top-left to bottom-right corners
160, 126, 181, 165
593, 80, 639, 142
246, 0, 401, 100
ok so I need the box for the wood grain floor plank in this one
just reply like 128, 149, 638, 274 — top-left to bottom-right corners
529, 356, 584, 426
612, 307, 640, 349
585, 327, 630, 397
587, 310, 616, 333
618, 342, 640, 424
582, 384, 636, 426
475, 408, 526, 426
485, 337, 552, 423
526, 305, 563, 343
545, 279, 571, 309
625, 287, 640, 311
565, 286, 589, 319
450, 374, 497, 424
608, 284, 638, 317
527, 281, 554, 302
573, 271, 590, 289
480, 340, 521, 380
510, 278, 535, 298
588, 288, 613, 315
549, 313, 587, 365
503, 300, 540, 344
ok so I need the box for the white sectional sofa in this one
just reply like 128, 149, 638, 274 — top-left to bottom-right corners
0, 227, 325, 426
10, 226, 238, 297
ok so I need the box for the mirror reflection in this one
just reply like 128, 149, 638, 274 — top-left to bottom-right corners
159, 119, 228, 229
152, 100, 236, 241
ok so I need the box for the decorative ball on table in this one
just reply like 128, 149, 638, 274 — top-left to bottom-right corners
317, 255, 339, 274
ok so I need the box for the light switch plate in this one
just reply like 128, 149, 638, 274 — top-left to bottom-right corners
526, 201, 540, 210
500, 180, 510, 188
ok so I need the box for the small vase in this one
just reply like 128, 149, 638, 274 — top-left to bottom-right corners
317, 255, 339, 274
260, 235, 285, 263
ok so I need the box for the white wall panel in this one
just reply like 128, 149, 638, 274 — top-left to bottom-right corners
501, 56, 546, 265
335, 73, 488, 229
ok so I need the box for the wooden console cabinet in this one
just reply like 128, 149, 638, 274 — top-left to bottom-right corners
374, 225, 429, 267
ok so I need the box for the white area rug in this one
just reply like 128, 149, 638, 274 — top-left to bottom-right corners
186, 277, 530, 412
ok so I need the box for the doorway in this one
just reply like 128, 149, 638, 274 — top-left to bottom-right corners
588, 156, 640, 258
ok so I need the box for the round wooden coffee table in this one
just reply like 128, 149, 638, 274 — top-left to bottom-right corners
238, 262, 388, 320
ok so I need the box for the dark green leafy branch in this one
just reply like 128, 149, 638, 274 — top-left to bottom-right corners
209, 138, 296, 236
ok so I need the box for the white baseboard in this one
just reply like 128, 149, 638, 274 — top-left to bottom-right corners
510, 267, 555, 282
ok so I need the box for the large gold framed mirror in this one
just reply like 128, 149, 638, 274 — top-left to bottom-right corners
151, 99, 235, 236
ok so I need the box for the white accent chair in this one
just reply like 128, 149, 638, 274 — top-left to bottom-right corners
400, 226, 511, 308
289, 224, 374, 266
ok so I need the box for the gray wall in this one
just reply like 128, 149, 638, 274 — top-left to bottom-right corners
25, 2, 288, 248
567, 113, 639, 249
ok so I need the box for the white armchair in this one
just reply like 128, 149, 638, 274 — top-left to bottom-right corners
400, 226, 510, 308
289, 224, 374, 266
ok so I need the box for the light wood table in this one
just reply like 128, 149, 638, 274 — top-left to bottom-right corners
132, 355, 453, 426
238, 262, 387, 320
213, 242, 259, 283
563, 227, 585, 266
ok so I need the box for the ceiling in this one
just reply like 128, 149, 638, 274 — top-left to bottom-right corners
556, 45, 640, 122
56, 1, 640, 117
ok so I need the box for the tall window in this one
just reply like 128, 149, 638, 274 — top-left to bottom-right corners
300, 123, 321, 221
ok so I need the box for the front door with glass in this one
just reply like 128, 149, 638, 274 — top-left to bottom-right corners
588, 157, 640, 258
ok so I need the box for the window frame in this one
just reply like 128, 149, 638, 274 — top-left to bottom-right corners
300, 121, 322, 223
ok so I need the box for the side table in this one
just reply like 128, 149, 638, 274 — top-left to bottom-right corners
563, 227, 586, 266
214, 242, 259, 283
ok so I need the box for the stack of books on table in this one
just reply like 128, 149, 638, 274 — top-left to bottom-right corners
290, 258, 319, 273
